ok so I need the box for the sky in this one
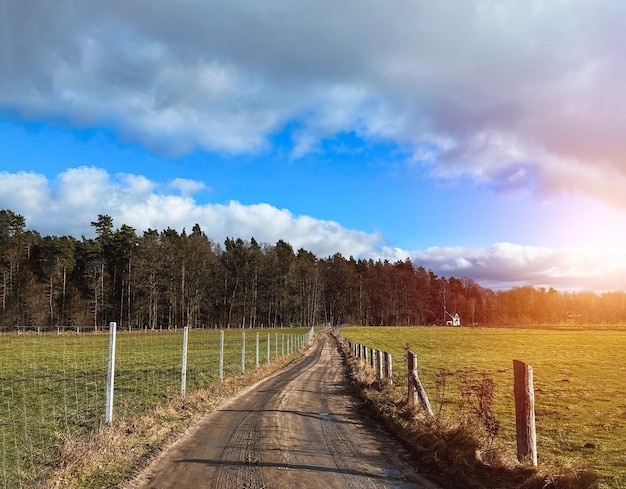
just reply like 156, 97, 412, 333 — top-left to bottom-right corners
2, 0, 626, 291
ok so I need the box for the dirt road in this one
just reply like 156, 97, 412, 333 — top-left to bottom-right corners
129, 331, 437, 489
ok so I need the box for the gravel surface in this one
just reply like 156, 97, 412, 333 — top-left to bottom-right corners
127, 331, 439, 489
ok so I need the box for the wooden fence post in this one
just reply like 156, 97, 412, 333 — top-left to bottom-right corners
377, 350, 384, 379
513, 360, 537, 466
371, 349, 377, 375
384, 351, 393, 384
407, 350, 433, 417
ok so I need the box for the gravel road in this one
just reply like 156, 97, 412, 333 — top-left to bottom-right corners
128, 330, 438, 489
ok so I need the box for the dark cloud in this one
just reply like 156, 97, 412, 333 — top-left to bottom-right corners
2, 1, 626, 203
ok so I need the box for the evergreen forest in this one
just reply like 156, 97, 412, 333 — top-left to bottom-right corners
1, 209, 625, 330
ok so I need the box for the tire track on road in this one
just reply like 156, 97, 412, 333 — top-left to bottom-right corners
128, 331, 437, 489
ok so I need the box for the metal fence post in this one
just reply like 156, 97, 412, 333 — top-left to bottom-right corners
181, 326, 189, 396
242, 331, 246, 374
105, 322, 117, 425
256, 331, 260, 368
219, 330, 224, 382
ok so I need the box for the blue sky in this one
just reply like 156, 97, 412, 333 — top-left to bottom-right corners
3, 0, 626, 291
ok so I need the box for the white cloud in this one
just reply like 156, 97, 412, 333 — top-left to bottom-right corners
169, 178, 208, 197
1, 168, 625, 291
0, 171, 50, 215
3, 1, 626, 207
0, 167, 381, 258
407, 243, 626, 291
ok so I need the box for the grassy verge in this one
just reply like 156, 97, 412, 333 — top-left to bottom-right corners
0, 328, 310, 488
338, 327, 604, 489
35, 348, 307, 488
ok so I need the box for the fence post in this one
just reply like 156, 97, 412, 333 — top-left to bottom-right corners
384, 351, 393, 384
377, 350, 384, 379
256, 332, 260, 368
513, 360, 537, 466
181, 326, 189, 396
267, 333, 271, 363
407, 350, 433, 417
219, 330, 224, 382
105, 322, 117, 425
241, 331, 246, 374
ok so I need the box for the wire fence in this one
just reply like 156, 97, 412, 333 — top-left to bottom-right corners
0, 325, 313, 488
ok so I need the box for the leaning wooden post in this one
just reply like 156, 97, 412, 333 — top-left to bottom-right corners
104, 322, 117, 425
407, 350, 434, 417
513, 360, 537, 466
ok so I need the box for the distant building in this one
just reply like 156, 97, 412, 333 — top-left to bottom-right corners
446, 312, 461, 326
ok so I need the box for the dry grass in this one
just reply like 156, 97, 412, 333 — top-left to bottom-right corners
339, 339, 599, 489
35, 351, 305, 489
342, 326, 626, 488
31, 331, 600, 489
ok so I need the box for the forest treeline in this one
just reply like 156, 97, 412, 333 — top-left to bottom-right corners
1, 209, 625, 330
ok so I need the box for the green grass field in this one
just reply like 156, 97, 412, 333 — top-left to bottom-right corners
0, 327, 309, 488
341, 326, 626, 488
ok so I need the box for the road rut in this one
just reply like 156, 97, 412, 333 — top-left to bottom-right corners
128, 331, 437, 489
